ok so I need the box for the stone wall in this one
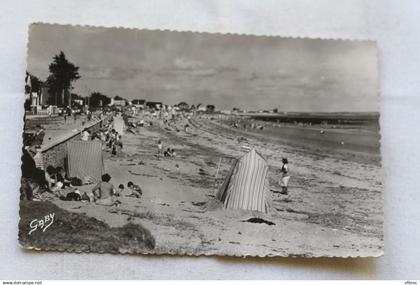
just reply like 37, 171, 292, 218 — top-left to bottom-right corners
41, 119, 104, 170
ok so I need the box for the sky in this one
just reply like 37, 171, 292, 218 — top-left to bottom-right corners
27, 23, 379, 112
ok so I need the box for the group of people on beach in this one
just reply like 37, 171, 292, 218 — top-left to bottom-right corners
102, 128, 123, 155
55, 173, 143, 207
22, 147, 144, 206
85, 174, 143, 206
81, 121, 123, 156
21, 149, 78, 201
156, 139, 177, 158
232, 121, 265, 131
24, 160, 144, 207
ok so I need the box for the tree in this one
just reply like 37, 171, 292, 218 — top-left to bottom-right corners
114, 95, 125, 101
177, 101, 189, 111
89, 92, 111, 107
206, 104, 215, 113
46, 51, 80, 107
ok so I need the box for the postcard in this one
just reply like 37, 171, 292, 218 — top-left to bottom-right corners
19, 23, 383, 257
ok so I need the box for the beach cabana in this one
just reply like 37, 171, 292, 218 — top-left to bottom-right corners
216, 148, 271, 213
67, 140, 104, 182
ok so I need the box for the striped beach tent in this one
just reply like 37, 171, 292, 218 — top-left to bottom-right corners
67, 140, 104, 182
216, 148, 271, 213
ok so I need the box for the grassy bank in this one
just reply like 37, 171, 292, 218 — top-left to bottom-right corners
19, 200, 155, 253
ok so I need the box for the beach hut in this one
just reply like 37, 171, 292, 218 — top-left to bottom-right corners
67, 140, 105, 182
216, 148, 271, 213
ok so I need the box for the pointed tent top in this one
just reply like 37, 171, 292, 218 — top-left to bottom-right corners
241, 147, 267, 162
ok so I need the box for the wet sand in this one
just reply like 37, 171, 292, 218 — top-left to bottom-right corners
49, 114, 383, 257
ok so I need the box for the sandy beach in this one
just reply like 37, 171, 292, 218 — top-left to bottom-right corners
33, 113, 383, 257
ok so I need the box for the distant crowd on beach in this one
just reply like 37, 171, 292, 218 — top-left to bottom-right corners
81, 125, 123, 156
156, 139, 177, 158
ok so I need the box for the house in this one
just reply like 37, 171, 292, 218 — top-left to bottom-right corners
132, 99, 146, 109
73, 99, 84, 107
197, 105, 207, 112
206, 105, 215, 113
220, 110, 232, 115
146, 101, 162, 110
24, 74, 54, 114
110, 97, 126, 106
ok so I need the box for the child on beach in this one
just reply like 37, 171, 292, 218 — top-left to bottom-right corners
126, 181, 142, 199
55, 166, 71, 188
117, 135, 123, 150
280, 158, 290, 195
157, 139, 163, 156
164, 147, 172, 157
111, 143, 117, 155
115, 184, 124, 196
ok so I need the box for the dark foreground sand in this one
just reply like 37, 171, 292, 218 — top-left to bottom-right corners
24, 114, 383, 257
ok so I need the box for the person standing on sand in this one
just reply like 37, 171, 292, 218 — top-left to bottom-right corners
280, 158, 290, 195
91, 173, 121, 206
157, 139, 163, 156
47, 105, 52, 118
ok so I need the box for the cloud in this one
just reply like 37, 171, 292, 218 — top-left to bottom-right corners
81, 66, 144, 80
162, 83, 180, 91
173, 58, 202, 70
28, 24, 378, 112
168, 57, 239, 78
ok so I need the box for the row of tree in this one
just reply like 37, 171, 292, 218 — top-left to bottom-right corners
25, 51, 119, 109
25, 51, 80, 108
